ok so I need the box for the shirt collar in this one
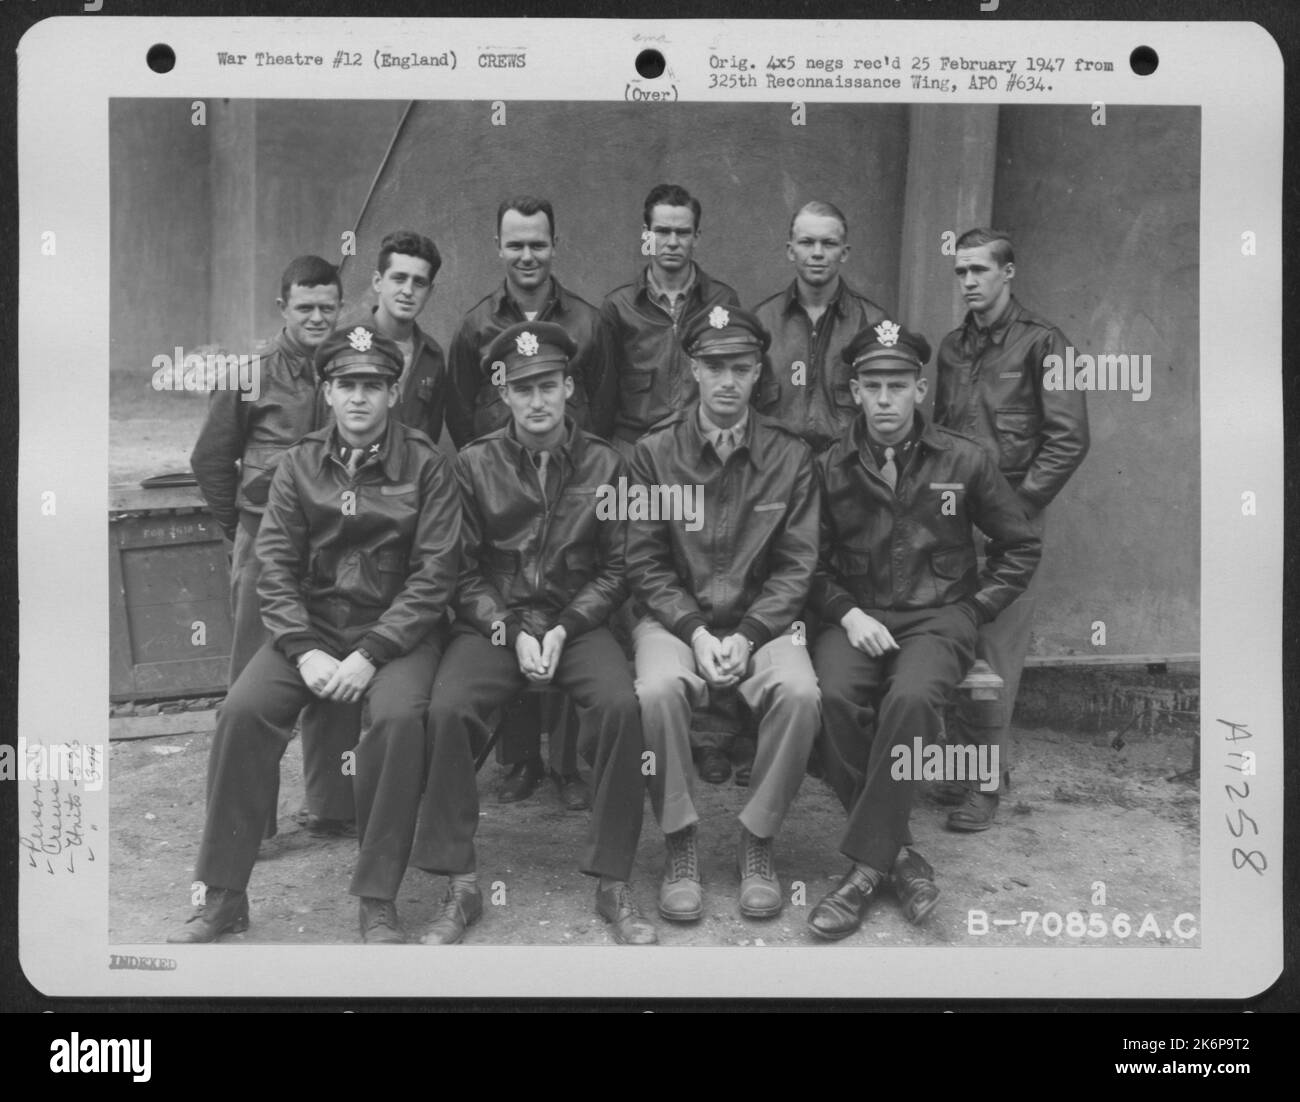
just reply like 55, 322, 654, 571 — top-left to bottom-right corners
324, 423, 400, 479
505, 416, 578, 475
691, 403, 757, 466
646, 263, 698, 311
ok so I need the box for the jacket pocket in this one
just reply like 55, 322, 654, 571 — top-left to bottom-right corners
563, 545, 597, 589
621, 368, 654, 394
240, 444, 288, 506
374, 549, 408, 604
994, 408, 1037, 477
929, 546, 970, 580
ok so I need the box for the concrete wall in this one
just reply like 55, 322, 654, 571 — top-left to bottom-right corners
108, 100, 1200, 660
993, 106, 1200, 657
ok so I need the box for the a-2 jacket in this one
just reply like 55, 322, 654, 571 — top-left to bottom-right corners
600, 264, 741, 439
190, 329, 322, 538
328, 306, 450, 446
810, 412, 1041, 626
255, 422, 462, 665
453, 419, 627, 644
752, 278, 891, 452
445, 279, 612, 448
933, 297, 1090, 514
626, 406, 819, 649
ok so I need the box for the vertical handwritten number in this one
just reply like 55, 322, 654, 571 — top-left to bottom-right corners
1231, 849, 1267, 874
1225, 809, 1259, 838
1224, 781, 1250, 802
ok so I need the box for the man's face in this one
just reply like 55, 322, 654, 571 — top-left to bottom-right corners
692, 351, 760, 425
954, 244, 1014, 317
498, 209, 555, 294
786, 212, 849, 289
279, 282, 341, 349
325, 376, 398, 443
372, 253, 434, 325
850, 369, 927, 444
501, 368, 573, 441
647, 204, 699, 276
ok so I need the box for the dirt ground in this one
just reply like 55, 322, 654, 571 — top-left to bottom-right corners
109, 720, 1199, 949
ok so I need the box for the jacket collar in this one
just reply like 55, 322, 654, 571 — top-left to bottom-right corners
493, 277, 568, 320
275, 328, 316, 380
636, 262, 714, 309
960, 295, 1023, 348
780, 276, 853, 319
502, 415, 581, 477
315, 421, 404, 480
684, 402, 762, 470
840, 410, 949, 466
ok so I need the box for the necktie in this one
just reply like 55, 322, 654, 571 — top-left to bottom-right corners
715, 429, 734, 462
534, 449, 551, 504
881, 446, 898, 491
344, 447, 364, 477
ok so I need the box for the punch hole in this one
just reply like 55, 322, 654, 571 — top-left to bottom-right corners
147, 44, 176, 74
635, 49, 666, 79
1129, 46, 1158, 76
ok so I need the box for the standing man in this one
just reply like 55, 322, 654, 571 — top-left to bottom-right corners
753, 200, 892, 454
627, 306, 821, 924
338, 230, 449, 449
169, 324, 462, 944
416, 322, 656, 947
601, 183, 740, 458
444, 196, 610, 809
806, 321, 1041, 940
933, 229, 1090, 831
190, 255, 353, 836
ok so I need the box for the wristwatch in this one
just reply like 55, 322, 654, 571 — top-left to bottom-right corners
354, 647, 376, 665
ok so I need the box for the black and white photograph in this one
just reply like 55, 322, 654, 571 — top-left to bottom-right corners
13, 16, 1282, 1002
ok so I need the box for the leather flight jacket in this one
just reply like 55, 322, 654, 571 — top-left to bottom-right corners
446, 279, 612, 448
255, 422, 462, 665
626, 405, 819, 648
810, 413, 1041, 625
190, 329, 323, 538
752, 278, 891, 452
600, 264, 740, 440
933, 297, 1090, 513
453, 418, 628, 644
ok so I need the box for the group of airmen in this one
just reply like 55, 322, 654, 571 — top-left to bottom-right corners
171, 183, 1089, 946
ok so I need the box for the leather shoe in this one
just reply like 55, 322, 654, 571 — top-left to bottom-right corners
890, 848, 940, 925
947, 789, 999, 832
359, 897, 405, 944
421, 880, 483, 945
595, 882, 659, 945
698, 746, 731, 784
497, 757, 544, 803
807, 865, 883, 941
737, 830, 782, 919
166, 886, 249, 944
659, 826, 702, 922
551, 770, 591, 811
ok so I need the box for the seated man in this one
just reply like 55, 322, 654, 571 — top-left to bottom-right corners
415, 321, 656, 946
806, 321, 1041, 940
167, 324, 462, 944
627, 306, 821, 924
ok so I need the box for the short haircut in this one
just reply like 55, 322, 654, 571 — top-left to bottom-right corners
377, 230, 442, 278
496, 195, 556, 240
956, 228, 1015, 266
642, 183, 702, 232
280, 255, 342, 302
789, 200, 848, 240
